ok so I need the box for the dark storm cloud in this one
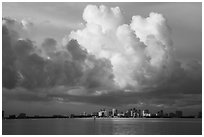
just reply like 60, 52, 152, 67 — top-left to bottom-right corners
3, 83, 201, 111
3, 87, 51, 102
67, 39, 87, 61
16, 52, 46, 89
161, 60, 202, 94
2, 17, 38, 89
41, 38, 57, 57
42, 65, 201, 108
2, 25, 18, 89
2, 18, 115, 92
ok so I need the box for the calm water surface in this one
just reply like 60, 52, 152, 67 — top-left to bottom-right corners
2, 118, 202, 135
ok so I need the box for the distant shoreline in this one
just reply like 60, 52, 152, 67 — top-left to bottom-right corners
3, 117, 200, 120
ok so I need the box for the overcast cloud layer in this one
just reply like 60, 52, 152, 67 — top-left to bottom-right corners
2, 3, 201, 115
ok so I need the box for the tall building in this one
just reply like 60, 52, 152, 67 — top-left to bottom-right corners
130, 109, 133, 117
125, 110, 131, 117
138, 109, 141, 117
98, 109, 108, 117
132, 108, 137, 117
142, 109, 150, 117
112, 108, 117, 116
158, 110, 164, 117
98, 111, 103, 117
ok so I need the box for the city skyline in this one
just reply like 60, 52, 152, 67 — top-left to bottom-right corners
3, 107, 202, 119
2, 2, 202, 116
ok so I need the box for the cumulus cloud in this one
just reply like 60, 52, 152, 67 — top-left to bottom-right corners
41, 38, 57, 58
69, 5, 175, 90
83, 5, 124, 32
2, 4, 202, 113
2, 18, 116, 94
2, 18, 36, 89
130, 12, 172, 46
3, 17, 33, 40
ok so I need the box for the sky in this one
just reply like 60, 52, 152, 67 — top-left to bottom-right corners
2, 2, 202, 116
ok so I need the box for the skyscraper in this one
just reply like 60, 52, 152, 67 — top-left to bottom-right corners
142, 109, 150, 117
98, 111, 103, 117
112, 108, 117, 116
138, 109, 141, 117
130, 109, 133, 117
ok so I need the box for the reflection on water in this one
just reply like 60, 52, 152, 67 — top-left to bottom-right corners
2, 118, 202, 135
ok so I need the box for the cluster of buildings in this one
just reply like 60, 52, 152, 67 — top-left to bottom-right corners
2, 111, 68, 119
2, 112, 27, 119
94, 108, 144, 118
3, 109, 202, 119
88, 108, 200, 118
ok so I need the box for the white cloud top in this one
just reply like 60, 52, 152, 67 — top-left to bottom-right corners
70, 5, 174, 90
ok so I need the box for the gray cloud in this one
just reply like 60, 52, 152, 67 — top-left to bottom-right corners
2, 4, 201, 115
2, 25, 18, 89
41, 38, 57, 57
3, 86, 201, 113
2, 18, 116, 92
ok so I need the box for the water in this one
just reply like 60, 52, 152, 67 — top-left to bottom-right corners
2, 118, 202, 135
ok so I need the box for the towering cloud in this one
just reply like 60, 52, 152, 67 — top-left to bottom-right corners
69, 5, 175, 90
2, 4, 201, 113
